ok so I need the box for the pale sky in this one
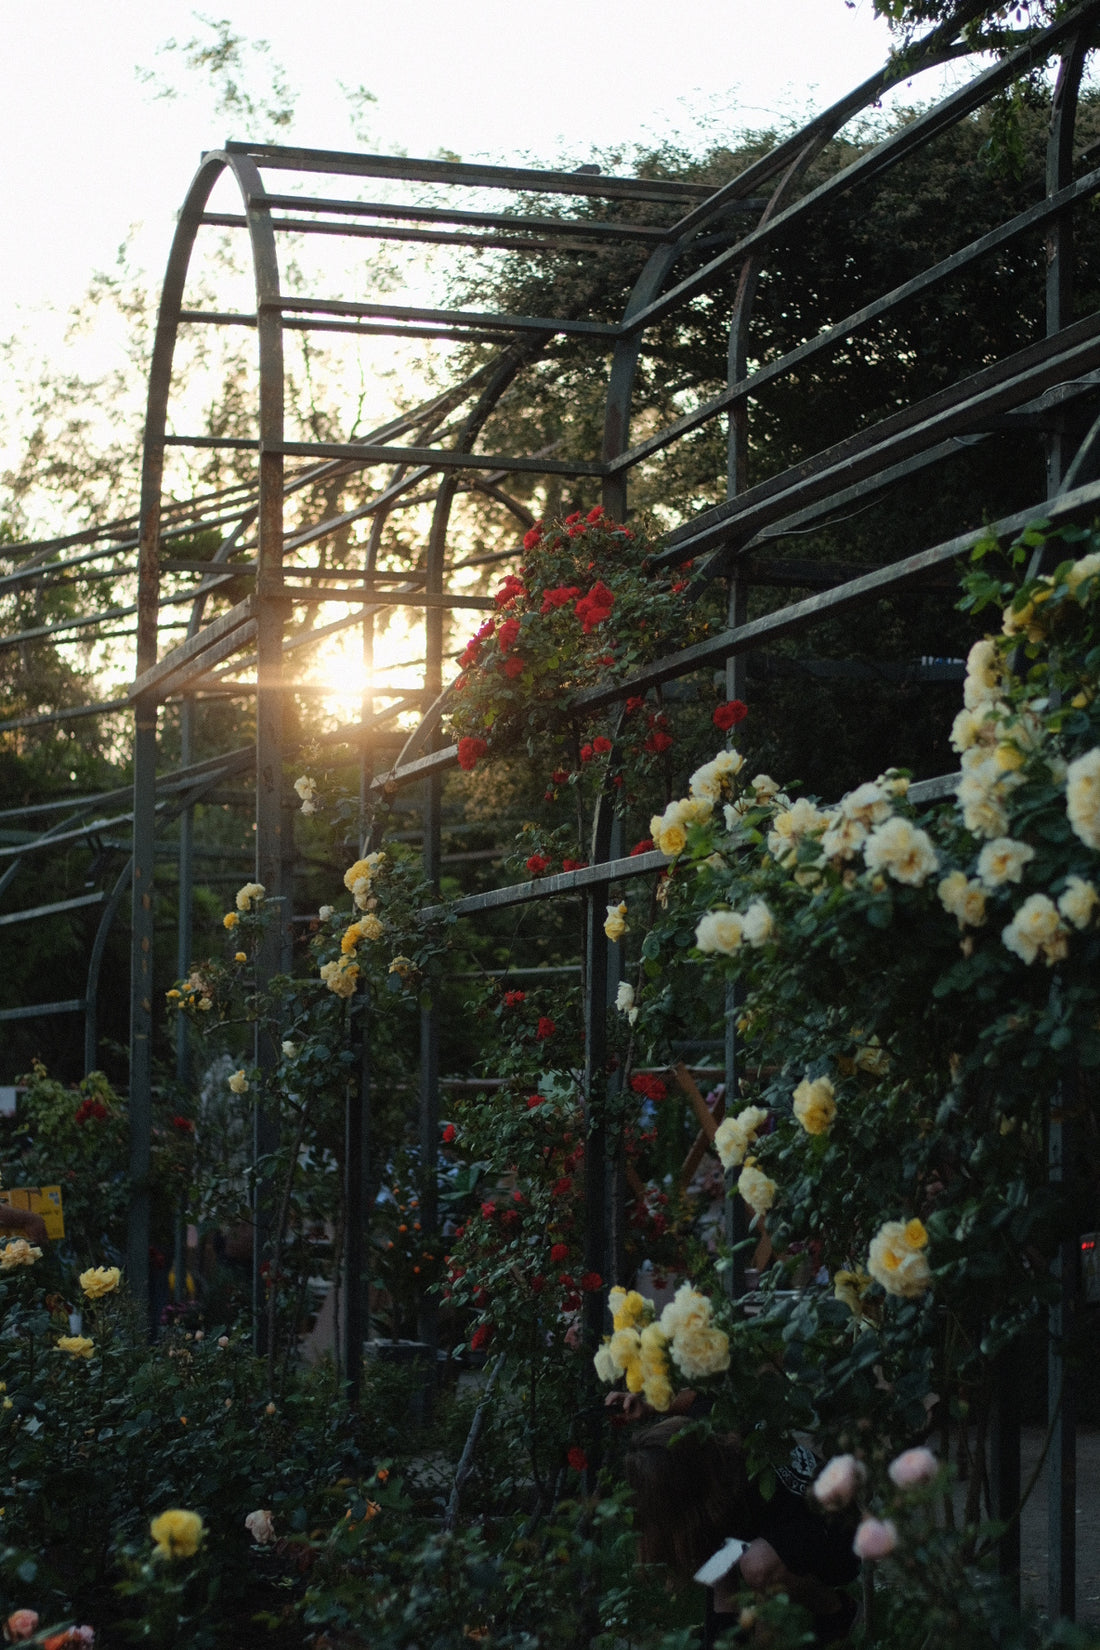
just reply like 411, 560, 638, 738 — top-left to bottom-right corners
1, 0, 958, 337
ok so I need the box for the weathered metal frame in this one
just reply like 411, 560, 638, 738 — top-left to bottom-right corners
2, 1, 1100, 1616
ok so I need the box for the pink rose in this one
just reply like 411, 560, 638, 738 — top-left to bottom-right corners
853, 1517, 898, 1560
245, 1508, 276, 1545
887, 1446, 938, 1489
5, 1611, 40, 1642
812, 1454, 866, 1510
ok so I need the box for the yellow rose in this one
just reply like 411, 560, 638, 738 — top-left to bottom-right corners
603, 902, 628, 942
150, 1508, 205, 1559
792, 1076, 836, 1136
0, 1240, 41, 1270
55, 1335, 95, 1358
867, 1219, 931, 1298
737, 1163, 776, 1219
222, 912, 239, 930
320, 957, 360, 998
833, 1268, 872, 1319
79, 1266, 121, 1299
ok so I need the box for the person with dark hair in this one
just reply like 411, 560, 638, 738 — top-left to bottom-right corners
624, 1417, 859, 1647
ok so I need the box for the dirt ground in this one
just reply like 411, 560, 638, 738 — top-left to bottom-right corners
1018, 1426, 1100, 1629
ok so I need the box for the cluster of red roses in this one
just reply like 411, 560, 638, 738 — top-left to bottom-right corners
447, 507, 708, 776
74, 1097, 109, 1125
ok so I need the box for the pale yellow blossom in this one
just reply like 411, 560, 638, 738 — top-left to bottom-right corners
792, 1075, 836, 1136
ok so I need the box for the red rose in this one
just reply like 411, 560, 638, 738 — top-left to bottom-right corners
597, 653, 615, 667
526, 853, 551, 875
551, 767, 570, 784
630, 838, 654, 856
457, 736, 488, 771
470, 1324, 492, 1351
644, 730, 674, 754
522, 524, 542, 551
526, 1095, 544, 1110
494, 574, 527, 608
574, 581, 615, 634
586, 505, 605, 523
713, 699, 748, 731
581, 1271, 603, 1292
480, 1201, 497, 1220
580, 743, 593, 763
671, 579, 688, 593
172, 1115, 195, 1133
540, 584, 580, 615
568, 1446, 588, 1471
564, 511, 583, 525
442, 1124, 456, 1144
497, 617, 521, 653
552, 1176, 573, 1198
558, 1272, 574, 1287
625, 696, 646, 714
536, 1017, 556, 1041
630, 1073, 668, 1102
531, 1274, 546, 1293
503, 990, 526, 1006
592, 736, 612, 755
549, 1243, 569, 1263
502, 654, 525, 678
561, 858, 586, 872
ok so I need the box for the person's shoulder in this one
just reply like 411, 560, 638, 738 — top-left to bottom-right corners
773, 1441, 818, 1498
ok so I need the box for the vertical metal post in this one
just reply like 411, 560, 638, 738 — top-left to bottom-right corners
416, 477, 451, 1360
127, 704, 157, 1318
173, 696, 194, 1305
1048, 1085, 1078, 1622
1045, 33, 1087, 496
344, 991, 370, 1403
990, 1349, 1021, 1596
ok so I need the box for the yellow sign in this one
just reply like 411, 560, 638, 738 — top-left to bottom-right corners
0, 1186, 65, 1240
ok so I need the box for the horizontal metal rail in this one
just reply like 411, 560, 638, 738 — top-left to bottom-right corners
248, 193, 674, 240
627, 2, 1097, 337
420, 849, 669, 920
0, 999, 85, 1023
270, 294, 618, 339
201, 212, 654, 256
224, 139, 715, 202
609, 162, 1100, 478
0, 892, 106, 928
656, 309, 1100, 568
129, 597, 256, 702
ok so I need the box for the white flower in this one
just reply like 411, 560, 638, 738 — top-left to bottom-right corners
319, 905, 334, 920
956, 751, 1010, 839
821, 813, 868, 862
853, 1517, 898, 1560
876, 770, 910, 798
615, 981, 635, 1015
976, 837, 1035, 889
235, 881, 266, 912
740, 900, 775, 947
228, 1069, 249, 1095
766, 797, 828, 866
839, 780, 892, 828
1002, 894, 1069, 966
593, 1341, 619, 1384
713, 1105, 768, 1171
962, 638, 1002, 710
752, 774, 782, 801
1059, 876, 1099, 929
281, 1041, 299, 1060
1065, 552, 1100, 595
695, 910, 744, 954
670, 1322, 730, 1380
863, 817, 938, 886
1066, 748, 1100, 849
293, 776, 318, 812
937, 871, 987, 929
689, 749, 744, 802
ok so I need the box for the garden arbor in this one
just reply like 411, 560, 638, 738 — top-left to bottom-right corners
4, 0, 1100, 1619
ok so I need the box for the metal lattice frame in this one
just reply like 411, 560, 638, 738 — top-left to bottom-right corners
4, 2, 1100, 1617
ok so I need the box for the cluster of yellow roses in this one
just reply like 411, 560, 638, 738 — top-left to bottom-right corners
593, 1283, 730, 1410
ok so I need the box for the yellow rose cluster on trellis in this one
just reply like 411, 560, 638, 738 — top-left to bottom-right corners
593, 1282, 729, 1409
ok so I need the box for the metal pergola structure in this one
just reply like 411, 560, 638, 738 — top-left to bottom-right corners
5, 1, 1100, 1617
